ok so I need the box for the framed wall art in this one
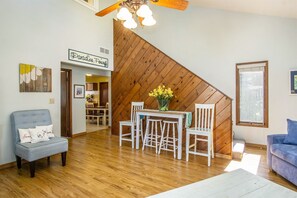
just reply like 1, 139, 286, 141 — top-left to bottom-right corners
19, 63, 52, 92
74, 84, 85, 98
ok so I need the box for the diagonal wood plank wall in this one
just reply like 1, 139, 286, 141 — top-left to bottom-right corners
112, 20, 233, 157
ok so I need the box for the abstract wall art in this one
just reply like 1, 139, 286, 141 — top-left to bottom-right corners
19, 64, 52, 92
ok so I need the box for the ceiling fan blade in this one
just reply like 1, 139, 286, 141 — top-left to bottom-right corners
95, 1, 123, 17
150, 0, 189, 11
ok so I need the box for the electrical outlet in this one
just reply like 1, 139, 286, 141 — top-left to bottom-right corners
49, 98, 55, 104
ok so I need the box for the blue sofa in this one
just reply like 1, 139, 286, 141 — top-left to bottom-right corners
267, 134, 297, 186
11, 109, 68, 177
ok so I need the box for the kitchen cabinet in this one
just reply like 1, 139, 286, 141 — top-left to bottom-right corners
86, 83, 98, 91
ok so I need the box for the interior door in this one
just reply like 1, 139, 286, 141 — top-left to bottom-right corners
60, 69, 72, 137
100, 82, 108, 106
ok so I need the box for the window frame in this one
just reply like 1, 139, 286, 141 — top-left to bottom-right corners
236, 61, 269, 128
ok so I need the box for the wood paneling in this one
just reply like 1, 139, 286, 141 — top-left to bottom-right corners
112, 20, 233, 157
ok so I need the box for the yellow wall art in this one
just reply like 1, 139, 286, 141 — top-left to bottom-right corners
19, 64, 52, 92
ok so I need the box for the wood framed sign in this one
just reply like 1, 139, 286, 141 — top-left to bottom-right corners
289, 69, 297, 95
68, 49, 108, 68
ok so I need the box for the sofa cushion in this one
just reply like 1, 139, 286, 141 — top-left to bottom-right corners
15, 137, 68, 162
284, 119, 297, 145
270, 144, 297, 166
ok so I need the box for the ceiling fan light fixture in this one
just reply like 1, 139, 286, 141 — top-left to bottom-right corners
136, 4, 152, 18
117, 7, 132, 21
124, 18, 137, 29
142, 15, 156, 26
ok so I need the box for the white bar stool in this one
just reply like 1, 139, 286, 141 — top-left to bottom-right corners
186, 104, 215, 166
142, 118, 163, 153
119, 102, 144, 148
158, 120, 178, 158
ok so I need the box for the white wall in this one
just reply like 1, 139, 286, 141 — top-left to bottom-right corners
135, 6, 297, 144
0, 0, 113, 164
61, 63, 111, 135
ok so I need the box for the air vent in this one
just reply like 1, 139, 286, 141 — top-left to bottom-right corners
100, 47, 109, 54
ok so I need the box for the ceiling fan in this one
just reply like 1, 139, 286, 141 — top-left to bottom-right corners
95, 0, 189, 29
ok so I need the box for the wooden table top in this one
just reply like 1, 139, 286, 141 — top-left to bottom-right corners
86, 107, 108, 110
137, 109, 190, 115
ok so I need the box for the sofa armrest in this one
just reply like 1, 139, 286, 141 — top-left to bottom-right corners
267, 134, 286, 169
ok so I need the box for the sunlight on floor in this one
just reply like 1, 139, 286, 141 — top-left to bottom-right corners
224, 153, 261, 175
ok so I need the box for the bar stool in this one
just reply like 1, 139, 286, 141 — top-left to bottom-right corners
142, 118, 163, 153
158, 120, 178, 158
119, 102, 144, 149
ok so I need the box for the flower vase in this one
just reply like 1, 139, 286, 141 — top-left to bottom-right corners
157, 99, 170, 111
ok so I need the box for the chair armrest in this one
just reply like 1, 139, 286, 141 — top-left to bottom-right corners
267, 134, 286, 168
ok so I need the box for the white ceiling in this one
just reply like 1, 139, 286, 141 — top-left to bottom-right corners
189, 0, 297, 19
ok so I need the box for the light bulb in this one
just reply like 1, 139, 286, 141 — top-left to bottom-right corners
124, 18, 137, 29
142, 15, 156, 26
117, 7, 132, 21
136, 4, 152, 18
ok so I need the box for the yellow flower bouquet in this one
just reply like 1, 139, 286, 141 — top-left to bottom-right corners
149, 85, 174, 111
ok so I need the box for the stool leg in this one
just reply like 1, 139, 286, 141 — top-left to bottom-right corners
149, 121, 152, 146
140, 120, 144, 142
155, 121, 158, 153
173, 123, 176, 158
211, 132, 214, 158
166, 123, 170, 150
208, 135, 211, 166
186, 132, 190, 161
131, 124, 134, 149
119, 123, 122, 147
158, 122, 166, 154
142, 120, 150, 150
194, 135, 197, 152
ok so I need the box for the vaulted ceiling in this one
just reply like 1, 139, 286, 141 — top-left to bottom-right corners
190, 0, 297, 19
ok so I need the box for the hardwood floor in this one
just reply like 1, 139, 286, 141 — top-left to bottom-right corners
0, 130, 296, 197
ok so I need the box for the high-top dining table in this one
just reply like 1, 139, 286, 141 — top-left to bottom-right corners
135, 109, 192, 160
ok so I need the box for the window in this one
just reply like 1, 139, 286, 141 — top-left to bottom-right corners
73, 0, 99, 11
236, 61, 268, 127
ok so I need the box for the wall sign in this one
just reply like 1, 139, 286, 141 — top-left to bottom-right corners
68, 49, 108, 68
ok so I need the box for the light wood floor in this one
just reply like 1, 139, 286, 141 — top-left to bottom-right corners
86, 121, 108, 133
0, 130, 296, 197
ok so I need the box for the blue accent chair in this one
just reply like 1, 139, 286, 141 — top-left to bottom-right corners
267, 134, 297, 186
11, 109, 68, 177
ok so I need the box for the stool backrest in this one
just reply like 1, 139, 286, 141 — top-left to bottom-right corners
194, 104, 215, 132
131, 102, 144, 122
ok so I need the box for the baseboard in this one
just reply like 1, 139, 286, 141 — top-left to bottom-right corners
72, 132, 87, 138
0, 159, 27, 170
215, 153, 232, 160
0, 161, 16, 170
245, 143, 267, 150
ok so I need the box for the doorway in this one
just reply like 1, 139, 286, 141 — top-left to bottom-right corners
60, 69, 72, 137
85, 74, 110, 132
